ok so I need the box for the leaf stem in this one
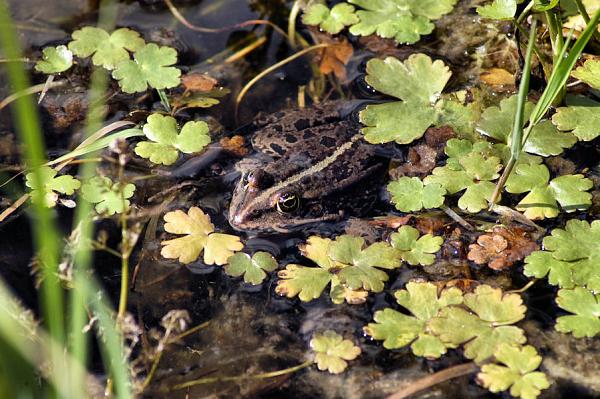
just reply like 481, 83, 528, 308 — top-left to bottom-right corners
235, 43, 330, 121
288, 0, 302, 49
490, 20, 537, 206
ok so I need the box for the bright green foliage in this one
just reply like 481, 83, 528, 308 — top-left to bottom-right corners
436, 96, 481, 138
478, 344, 550, 399
423, 139, 502, 212
505, 164, 592, 219
429, 285, 526, 363
332, 236, 402, 291
276, 235, 402, 302
389, 226, 443, 265
25, 166, 81, 208
476, 96, 577, 157
364, 282, 463, 357
552, 100, 600, 141
302, 3, 359, 34
310, 330, 361, 374
348, 0, 458, 44
525, 220, 600, 291
80, 176, 135, 215
387, 177, 446, 212
359, 54, 453, 144
476, 0, 517, 19
160, 207, 243, 265
555, 287, 600, 338
571, 59, 600, 89
68, 27, 145, 70
35, 45, 73, 74
224, 251, 278, 285
522, 251, 574, 288
112, 43, 181, 93
135, 114, 210, 165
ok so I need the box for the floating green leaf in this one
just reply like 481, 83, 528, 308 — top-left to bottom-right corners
429, 285, 526, 363
476, 0, 517, 20
359, 54, 452, 144
364, 282, 463, 357
348, 0, 458, 44
555, 287, 600, 338
224, 251, 278, 285
389, 226, 443, 266
276, 235, 402, 302
476, 95, 577, 157
112, 43, 181, 93
505, 165, 593, 219
333, 236, 403, 292
423, 139, 502, 212
160, 207, 243, 265
571, 59, 600, 89
552, 99, 600, 141
478, 344, 550, 399
388, 177, 446, 212
135, 114, 211, 165
302, 3, 359, 34
68, 27, 145, 70
25, 166, 80, 208
310, 330, 361, 374
80, 176, 135, 215
525, 220, 600, 291
35, 45, 73, 74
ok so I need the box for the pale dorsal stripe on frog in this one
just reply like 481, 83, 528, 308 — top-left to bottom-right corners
244, 133, 364, 211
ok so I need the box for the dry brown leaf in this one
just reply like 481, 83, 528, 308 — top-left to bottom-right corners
390, 144, 437, 178
467, 226, 538, 271
182, 72, 218, 92
368, 215, 412, 229
312, 34, 353, 80
220, 135, 248, 157
480, 68, 515, 88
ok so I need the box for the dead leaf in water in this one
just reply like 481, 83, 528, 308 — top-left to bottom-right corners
182, 72, 218, 92
313, 34, 353, 80
468, 227, 538, 271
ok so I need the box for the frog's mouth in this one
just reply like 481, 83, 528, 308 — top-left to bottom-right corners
229, 210, 344, 233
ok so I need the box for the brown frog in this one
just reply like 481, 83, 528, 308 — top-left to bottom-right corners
228, 101, 386, 233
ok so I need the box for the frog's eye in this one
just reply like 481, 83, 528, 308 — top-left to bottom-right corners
353, 74, 380, 99
276, 192, 300, 214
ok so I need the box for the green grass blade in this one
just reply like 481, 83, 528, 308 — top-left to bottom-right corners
0, 0, 64, 350
527, 8, 600, 129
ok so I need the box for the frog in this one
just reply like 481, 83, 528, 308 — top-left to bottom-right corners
227, 101, 387, 233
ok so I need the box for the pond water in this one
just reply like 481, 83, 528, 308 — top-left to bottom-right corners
1, 0, 600, 398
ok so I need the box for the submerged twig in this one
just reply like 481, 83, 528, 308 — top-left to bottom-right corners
164, 0, 289, 40
386, 362, 478, 399
171, 360, 312, 391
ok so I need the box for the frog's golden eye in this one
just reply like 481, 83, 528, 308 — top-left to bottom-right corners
276, 192, 300, 214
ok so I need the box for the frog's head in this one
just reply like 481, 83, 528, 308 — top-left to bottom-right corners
228, 167, 342, 233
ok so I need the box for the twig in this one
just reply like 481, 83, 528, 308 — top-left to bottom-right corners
441, 205, 474, 231
386, 362, 478, 399
163, 0, 289, 40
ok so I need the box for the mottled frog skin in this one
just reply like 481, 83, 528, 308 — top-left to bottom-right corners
228, 101, 385, 233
